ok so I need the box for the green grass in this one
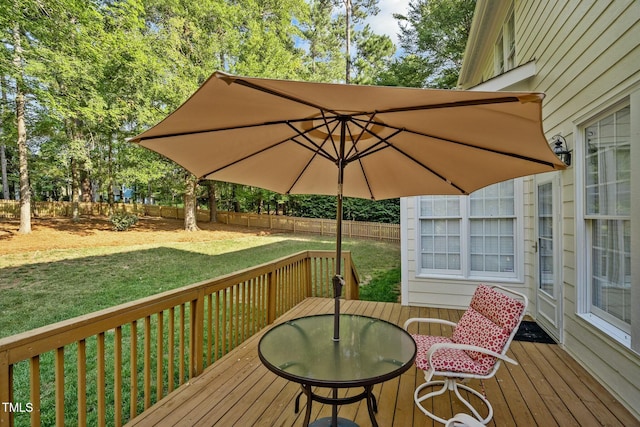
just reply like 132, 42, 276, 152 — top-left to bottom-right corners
359, 267, 401, 302
1, 233, 400, 338
1, 230, 400, 426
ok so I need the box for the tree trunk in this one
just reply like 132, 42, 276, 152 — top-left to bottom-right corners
344, 0, 352, 84
232, 184, 240, 212
207, 181, 217, 223
107, 137, 115, 216
184, 173, 199, 231
14, 22, 30, 233
0, 144, 8, 199
81, 171, 92, 202
71, 156, 80, 220
1, 76, 10, 200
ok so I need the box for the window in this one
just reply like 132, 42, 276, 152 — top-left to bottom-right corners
583, 105, 631, 332
419, 180, 521, 280
494, 10, 516, 74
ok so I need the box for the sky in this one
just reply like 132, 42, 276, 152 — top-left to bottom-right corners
365, 0, 411, 48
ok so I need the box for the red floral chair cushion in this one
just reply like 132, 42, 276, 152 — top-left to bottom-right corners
468, 284, 525, 331
413, 285, 526, 376
412, 334, 489, 375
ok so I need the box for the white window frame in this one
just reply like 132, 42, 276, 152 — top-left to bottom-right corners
576, 100, 633, 347
416, 179, 524, 283
494, 8, 515, 75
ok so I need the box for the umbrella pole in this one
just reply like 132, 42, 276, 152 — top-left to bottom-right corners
333, 181, 344, 341
333, 120, 347, 341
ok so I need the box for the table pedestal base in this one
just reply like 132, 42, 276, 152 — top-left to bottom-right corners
309, 417, 359, 427
298, 385, 377, 427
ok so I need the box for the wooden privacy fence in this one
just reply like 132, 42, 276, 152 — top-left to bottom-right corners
0, 200, 400, 242
0, 251, 359, 427
217, 211, 400, 242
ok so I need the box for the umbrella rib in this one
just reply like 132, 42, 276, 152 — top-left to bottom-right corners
285, 119, 340, 194
371, 96, 525, 115
342, 118, 468, 193
388, 144, 469, 194
135, 118, 323, 142
351, 117, 560, 168
320, 111, 343, 161
222, 77, 340, 116
285, 121, 338, 163
344, 124, 378, 200
198, 135, 297, 178
344, 113, 377, 160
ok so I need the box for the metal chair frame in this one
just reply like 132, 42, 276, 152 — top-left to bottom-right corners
403, 284, 528, 425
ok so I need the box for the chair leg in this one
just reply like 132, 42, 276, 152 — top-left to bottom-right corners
414, 378, 492, 425
453, 382, 492, 424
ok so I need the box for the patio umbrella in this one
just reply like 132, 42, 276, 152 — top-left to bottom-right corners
131, 71, 565, 340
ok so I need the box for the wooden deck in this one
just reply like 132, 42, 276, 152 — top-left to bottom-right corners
126, 298, 639, 427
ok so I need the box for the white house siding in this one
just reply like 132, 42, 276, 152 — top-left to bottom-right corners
402, 0, 640, 419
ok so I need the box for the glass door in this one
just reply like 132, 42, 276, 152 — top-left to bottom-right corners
535, 175, 561, 342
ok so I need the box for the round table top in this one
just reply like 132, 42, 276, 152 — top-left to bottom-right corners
258, 314, 416, 388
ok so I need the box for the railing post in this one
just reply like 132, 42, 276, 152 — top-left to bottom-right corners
343, 253, 359, 300
190, 290, 205, 377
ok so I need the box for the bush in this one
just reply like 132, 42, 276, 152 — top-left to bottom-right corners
110, 212, 138, 231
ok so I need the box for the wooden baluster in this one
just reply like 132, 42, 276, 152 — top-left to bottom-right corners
214, 291, 221, 362
55, 347, 64, 426
168, 308, 175, 393
221, 290, 227, 356
207, 295, 213, 366
191, 291, 204, 378
77, 339, 87, 427
157, 311, 164, 401
144, 316, 151, 409
97, 332, 106, 427
30, 355, 41, 426
130, 320, 138, 419
179, 304, 185, 385
235, 284, 241, 347
114, 326, 122, 427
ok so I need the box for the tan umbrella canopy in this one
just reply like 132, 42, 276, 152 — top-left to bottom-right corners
131, 71, 565, 339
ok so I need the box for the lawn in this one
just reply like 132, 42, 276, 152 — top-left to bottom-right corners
0, 216, 401, 338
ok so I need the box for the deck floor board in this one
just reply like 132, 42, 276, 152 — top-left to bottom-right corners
125, 298, 638, 426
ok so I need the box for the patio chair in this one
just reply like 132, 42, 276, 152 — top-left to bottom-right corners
403, 284, 528, 425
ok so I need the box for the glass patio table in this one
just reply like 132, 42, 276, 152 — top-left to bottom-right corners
258, 314, 417, 427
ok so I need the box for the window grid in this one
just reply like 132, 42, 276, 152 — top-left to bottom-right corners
583, 105, 631, 331
419, 181, 518, 279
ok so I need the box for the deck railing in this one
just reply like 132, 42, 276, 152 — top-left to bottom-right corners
0, 251, 359, 427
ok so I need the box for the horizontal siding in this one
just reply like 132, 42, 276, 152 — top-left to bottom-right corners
407, 0, 640, 420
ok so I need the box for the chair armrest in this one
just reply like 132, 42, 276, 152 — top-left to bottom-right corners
403, 317, 458, 331
425, 342, 518, 366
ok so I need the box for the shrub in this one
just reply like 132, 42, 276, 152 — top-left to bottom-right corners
110, 212, 138, 231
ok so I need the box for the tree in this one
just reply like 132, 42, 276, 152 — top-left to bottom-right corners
351, 25, 395, 85
335, 0, 380, 83
299, 0, 344, 82
15, 0, 107, 219
11, 15, 31, 233
233, 0, 308, 78
392, 0, 475, 88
